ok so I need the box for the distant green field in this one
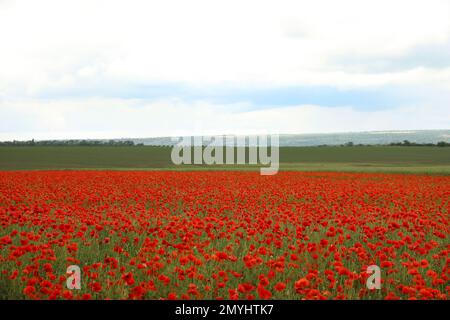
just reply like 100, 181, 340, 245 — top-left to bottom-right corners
0, 146, 449, 174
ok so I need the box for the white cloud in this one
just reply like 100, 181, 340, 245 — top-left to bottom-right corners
0, 0, 449, 138
1, 97, 448, 140
1, 0, 450, 94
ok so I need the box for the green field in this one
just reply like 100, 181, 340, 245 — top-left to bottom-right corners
0, 146, 449, 174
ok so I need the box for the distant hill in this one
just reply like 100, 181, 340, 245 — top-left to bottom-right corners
126, 130, 450, 147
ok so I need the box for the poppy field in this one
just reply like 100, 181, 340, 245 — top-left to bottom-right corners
0, 171, 448, 300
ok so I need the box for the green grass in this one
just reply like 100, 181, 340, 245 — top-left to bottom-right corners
0, 146, 449, 174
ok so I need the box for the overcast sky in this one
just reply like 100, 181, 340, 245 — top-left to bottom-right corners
1, 0, 449, 140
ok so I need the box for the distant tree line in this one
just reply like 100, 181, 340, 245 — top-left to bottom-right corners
0, 139, 144, 146
1, 139, 449, 147
388, 140, 450, 147
338, 140, 450, 147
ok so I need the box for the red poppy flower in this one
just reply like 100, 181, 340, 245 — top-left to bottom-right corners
274, 282, 286, 292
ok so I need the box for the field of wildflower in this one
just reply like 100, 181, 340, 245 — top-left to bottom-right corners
0, 171, 448, 300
